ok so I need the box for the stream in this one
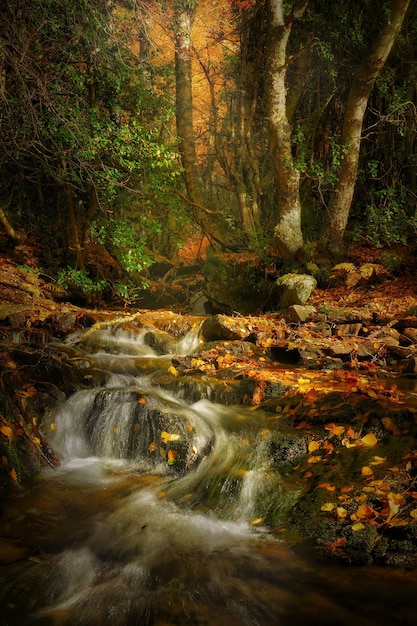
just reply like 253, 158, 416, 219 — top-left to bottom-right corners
1, 323, 417, 625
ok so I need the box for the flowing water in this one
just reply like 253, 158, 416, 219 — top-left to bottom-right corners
1, 324, 417, 626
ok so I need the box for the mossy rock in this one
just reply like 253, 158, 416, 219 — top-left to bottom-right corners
202, 253, 274, 314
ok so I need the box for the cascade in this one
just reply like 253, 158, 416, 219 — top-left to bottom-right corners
1, 322, 417, 626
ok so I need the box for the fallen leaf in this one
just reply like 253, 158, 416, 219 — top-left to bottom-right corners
325, 423, 345, 436
168, 365, 179, 377
308, 441, 320, 453
167, 449, 177, 465
321, 502, 336, 512
351, 522, 365, 531
307, 455, 322, 464
9, 468, 18, 483
370, 455, 386, 466
0, 426, 13, 439
149, 442, 156, 452
352, 503, 375, 520
361, 466, 374, 477
381, 417, 400, 434
161, 431, 181, 443
336, 506, 348, 519
361, 433, 378, 447
317, 482, 336, 492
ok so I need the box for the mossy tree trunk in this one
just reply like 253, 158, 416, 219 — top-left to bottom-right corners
265, 0, 307, 259
323, 0, 411, 248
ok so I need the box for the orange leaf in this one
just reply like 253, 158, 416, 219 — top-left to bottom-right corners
307, 455, 322, 464
0, 425, 13, 439
341, 484, 354, 493
317, 482, 336, 492
149, 442, 156, 452
325, 423, 345, 436
322, 441, 334, 455
381, 417, 400, 434
353, 503, 376, 520
361, 466, 374, 477
9, 468, 18, 483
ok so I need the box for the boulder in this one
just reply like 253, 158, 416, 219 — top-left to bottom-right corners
282, 304, 317, 323
275, 274, 317, 308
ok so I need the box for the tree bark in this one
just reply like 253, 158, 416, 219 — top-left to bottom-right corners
265, 0, 307, 259
323, 0, 411, 247
174, 2, 237, 249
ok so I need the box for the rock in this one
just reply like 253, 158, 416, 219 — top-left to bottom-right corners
275, 274, 317, 308
317, 306, 374, 324
200, 315, 253, 342
403, 328, 417, 344
282, 304, 317, 323
337, 323, 362, 336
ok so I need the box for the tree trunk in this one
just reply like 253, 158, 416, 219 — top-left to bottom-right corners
323, 0, 411, 247
174, 3, 237, 249
265, 0, 307, 259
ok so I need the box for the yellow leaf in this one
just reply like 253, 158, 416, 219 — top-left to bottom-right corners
307, 455, 322, 464
0, 426, 13, 439
168, 365, 179, 377
386, 492, 405, 522
410, 509, 417, 519
113, 426, 119, 434
50, 423, 56, 431
336, 506, 348, 518
342, 438, 357, 448
308, 441, 320, 453
361, 466, 374, 477
161, 431, 180, 443
370, 455, 386, 466
361, 433, 378, 447
321, 502, 336, 512
388, 518, 409, 527
351, 522, 365, 532
251, 517, 265, 526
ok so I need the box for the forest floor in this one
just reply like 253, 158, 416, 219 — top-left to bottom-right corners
2, 238, 417, 565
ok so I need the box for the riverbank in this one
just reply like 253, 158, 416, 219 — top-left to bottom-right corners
2, 244, 417, 565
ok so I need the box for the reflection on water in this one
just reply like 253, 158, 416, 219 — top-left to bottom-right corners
1, 325, 417, 625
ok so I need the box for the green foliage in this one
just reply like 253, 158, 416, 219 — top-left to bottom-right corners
57, 268, 108, 297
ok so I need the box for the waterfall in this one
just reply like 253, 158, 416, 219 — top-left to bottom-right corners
2, 321, 416, 626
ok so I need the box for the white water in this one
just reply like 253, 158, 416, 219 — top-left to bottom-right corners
1, 325, 417, 625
